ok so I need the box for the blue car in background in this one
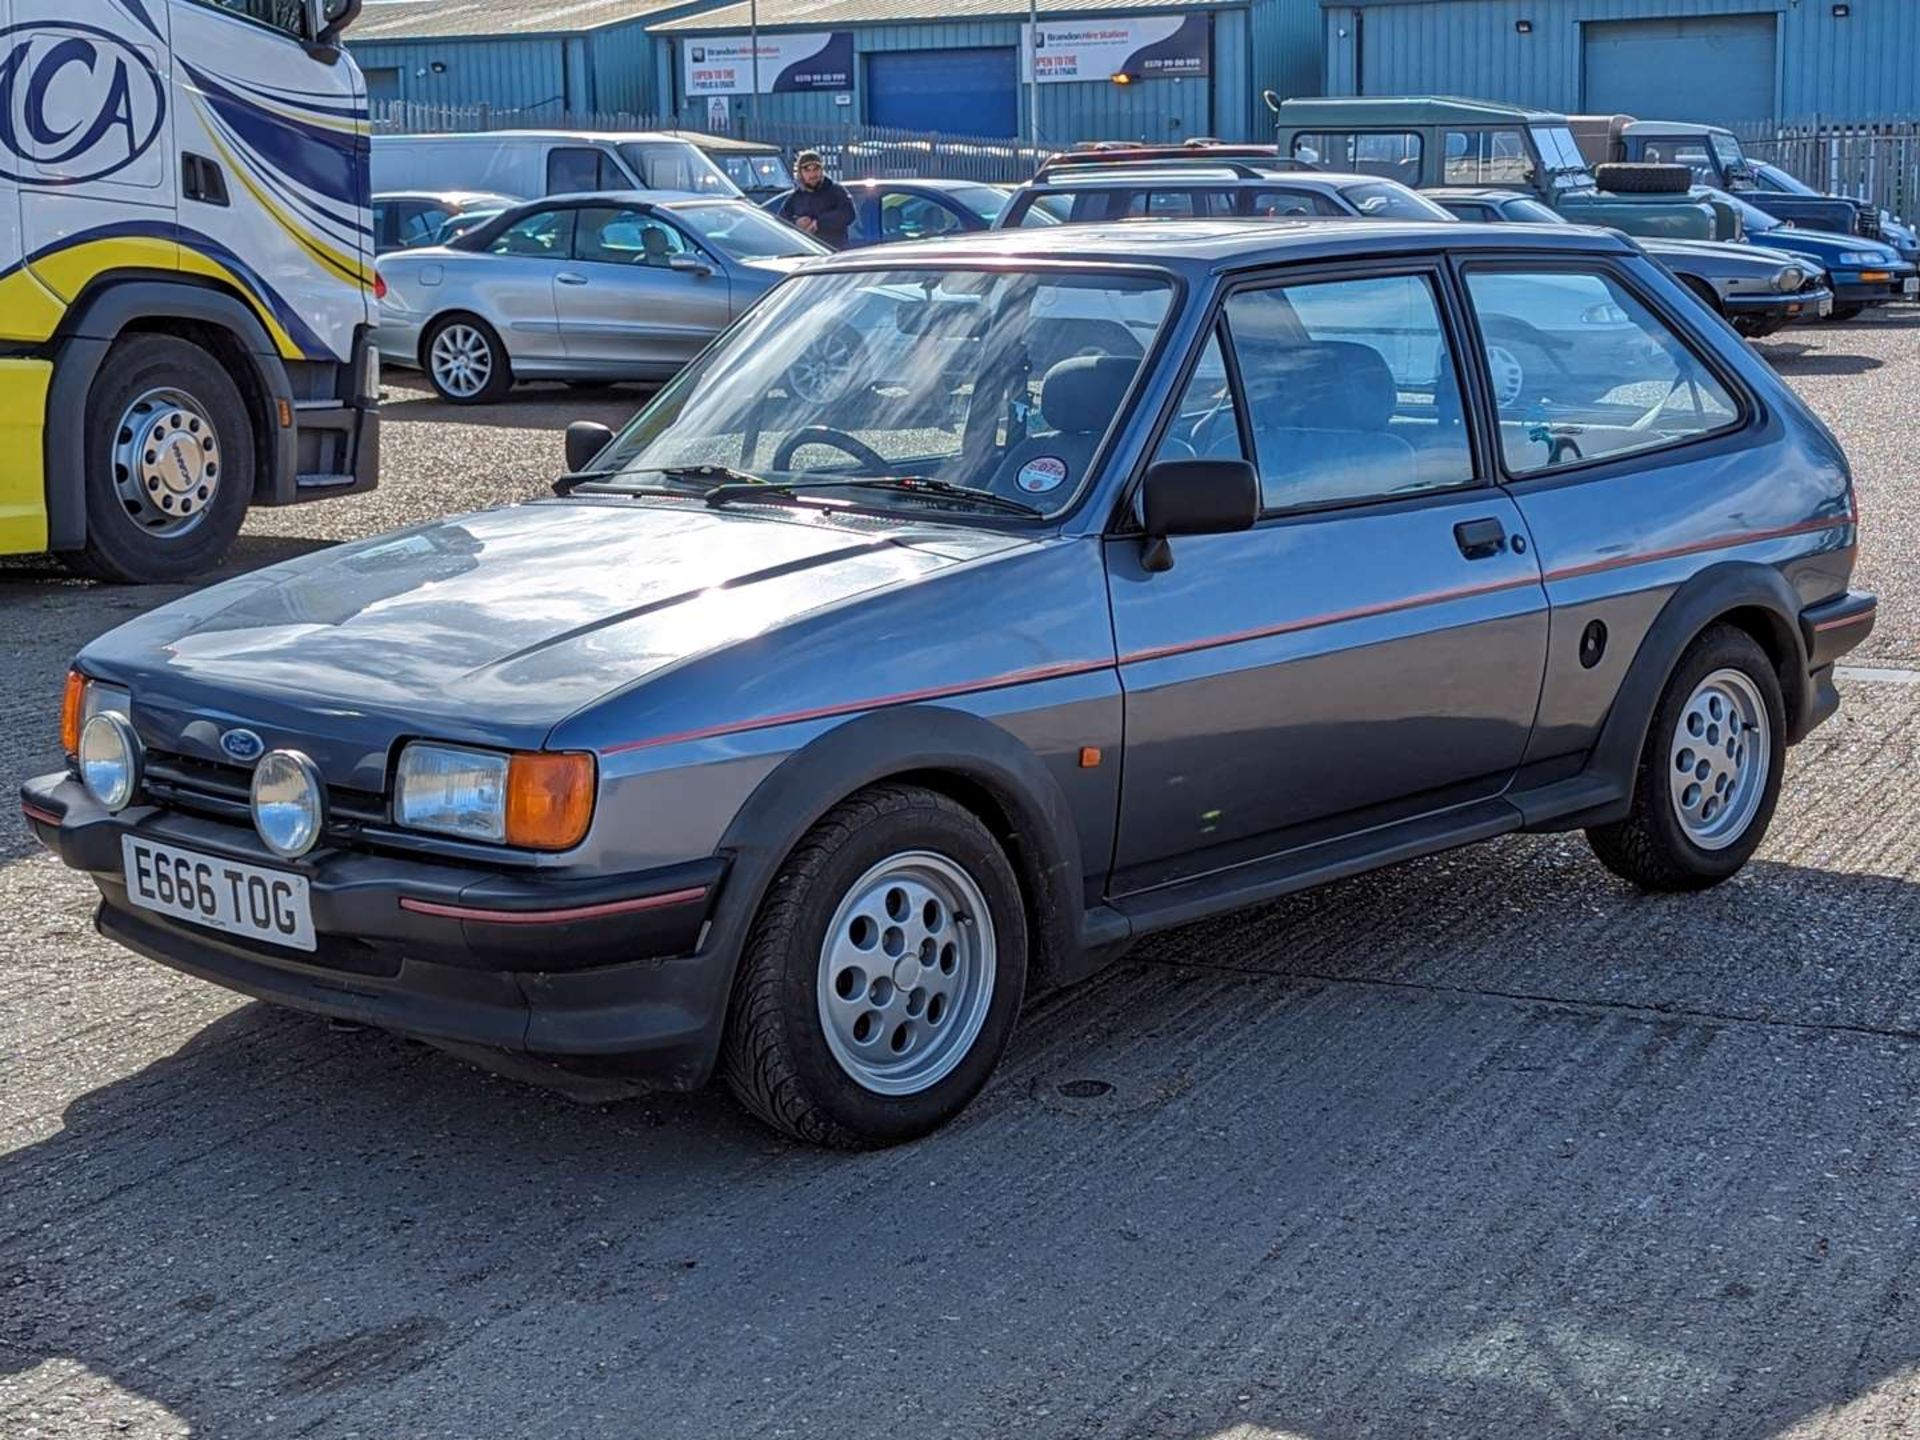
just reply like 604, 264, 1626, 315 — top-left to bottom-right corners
1709, 188, 1917, 319
1749, 162, 1920, 267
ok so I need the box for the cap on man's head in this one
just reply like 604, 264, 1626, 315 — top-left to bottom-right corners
796, 150, 825, 168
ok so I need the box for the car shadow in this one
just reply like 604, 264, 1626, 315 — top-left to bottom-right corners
1755, 344, 1885, 375
6, 842, 1920, 1438
378, 380, 653, 432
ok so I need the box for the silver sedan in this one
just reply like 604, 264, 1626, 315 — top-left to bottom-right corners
376, 192, 827, 403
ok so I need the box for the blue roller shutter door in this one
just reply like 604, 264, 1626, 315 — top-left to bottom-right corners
1582, 15, 1778, 126
867, 48, 1019, 137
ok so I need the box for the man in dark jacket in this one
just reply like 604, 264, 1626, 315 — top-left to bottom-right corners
776, 150, 857, 249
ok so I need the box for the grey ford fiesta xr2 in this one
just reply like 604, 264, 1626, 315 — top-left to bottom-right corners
27, 219, 1875, 1146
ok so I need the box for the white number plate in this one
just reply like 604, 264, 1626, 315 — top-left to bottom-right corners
1817, 295, 1835, 316
1904, 276, 1919, 296
121, 836, 315, 952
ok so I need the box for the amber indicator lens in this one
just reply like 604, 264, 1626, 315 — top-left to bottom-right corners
505, 752, 596, 850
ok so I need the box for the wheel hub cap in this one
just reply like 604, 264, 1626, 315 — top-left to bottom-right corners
112, 388, 221, 536
431, 325, 492, 397
817, 851, 996, 1096
1669, 667, 1770, 850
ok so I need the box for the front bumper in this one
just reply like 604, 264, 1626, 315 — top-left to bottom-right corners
1724, 285, 1834, 327
1829, 266, 1919, 305
21, 773, 734, 1086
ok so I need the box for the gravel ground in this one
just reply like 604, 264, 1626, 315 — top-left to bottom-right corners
4, 319, 1920, 1439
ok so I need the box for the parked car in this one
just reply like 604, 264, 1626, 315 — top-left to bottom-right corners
1428, 187, 1833, 337
996, 151, 1458, 227
673, 131, 796, 200
1275, 96, 1740, 241
1569, 116, 1886, 243
372, 191, 517, 255
376, 193, 828, 402
837, 179, 1019, 247
1700, 188, 1916, 320
371, 131, 742, 201
26, 220, 1875, 1147
1748, 160, 1920, 266
427, 206, 512, 247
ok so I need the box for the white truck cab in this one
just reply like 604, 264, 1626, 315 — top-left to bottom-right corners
0, 0, 378, 582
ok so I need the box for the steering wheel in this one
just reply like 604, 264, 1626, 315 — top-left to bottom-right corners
771, 426, 890, 472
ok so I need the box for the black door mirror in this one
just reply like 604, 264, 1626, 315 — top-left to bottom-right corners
564, 420, 614, 476
1140, 458, 1260, 571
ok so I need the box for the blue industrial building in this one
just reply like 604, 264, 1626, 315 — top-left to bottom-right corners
348, 0, 713, 116
1322, 0, 1920, 127
649, 0, 1324, 144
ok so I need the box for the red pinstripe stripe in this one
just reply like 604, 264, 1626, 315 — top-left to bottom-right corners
1539, 515, 1851, 585
398, 886, 709, 925
20, 803, 59, 827
599, 658, 1113, 756
595, 514, 1854, 753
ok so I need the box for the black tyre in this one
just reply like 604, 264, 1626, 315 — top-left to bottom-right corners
1586, 624, 1786, 892
63, 335, 254, 585
421, 314, 513, 404
721, 784, 1028, 1148
1827, 303, 1866, 323
1594, 162, 1694, 196
782, 322, 862, 405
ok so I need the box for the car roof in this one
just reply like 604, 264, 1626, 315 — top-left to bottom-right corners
1623, 120, 1736, 139
844, 177, 1005, 193
1022, 168, 1382, 191
1277, 95, 1566, 127
534, 189, 729, 207
797, 218, 1634, 274
372, 190, 515, 206
1424, 187, 1534, 201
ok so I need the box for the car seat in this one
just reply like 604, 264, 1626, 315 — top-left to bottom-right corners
992, 355, 1136, 500
1243, 341, 1417, 508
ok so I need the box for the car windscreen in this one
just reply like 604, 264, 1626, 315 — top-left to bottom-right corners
1500, 197, 1565, 224
586, 267, 1176, 522
669, 202, 829, 259
944, 184, 1012, 224
1339, 182, 1454, 220
619, 142, 741, 197
1530, 126, 1595, 188
1756, 162, 1817, 196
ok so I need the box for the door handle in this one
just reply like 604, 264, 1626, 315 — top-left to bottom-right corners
1453, 517, 1507, 560
181, 151, 229, 206
556, 272, 589, 286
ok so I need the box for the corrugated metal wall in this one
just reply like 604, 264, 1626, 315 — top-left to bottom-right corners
1323, 0, 1920, 122
663, 1, 1319, 142
349, 37, 575, 114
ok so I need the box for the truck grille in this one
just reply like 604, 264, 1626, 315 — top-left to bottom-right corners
1859, 207, 1882, 239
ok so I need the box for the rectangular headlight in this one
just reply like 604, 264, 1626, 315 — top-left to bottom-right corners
394, 742, 509, 843
393, 742, 596, 849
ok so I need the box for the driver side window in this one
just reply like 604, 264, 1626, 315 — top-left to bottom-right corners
489, 209, 575, 257
575, 207, 690, 266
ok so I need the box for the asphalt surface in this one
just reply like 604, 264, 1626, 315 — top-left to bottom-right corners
4, 321, 1920, 1439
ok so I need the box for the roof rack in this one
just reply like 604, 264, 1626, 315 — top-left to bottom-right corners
1033, 144, 1315, 180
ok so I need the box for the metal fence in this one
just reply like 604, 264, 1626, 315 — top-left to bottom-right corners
368, 102, 1047, 184
1732, 118, 1920, 221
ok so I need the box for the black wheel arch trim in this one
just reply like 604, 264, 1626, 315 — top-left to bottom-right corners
43, 278, 298, 549
701, 706, 1091, 1056
1521, 561, 1817, 833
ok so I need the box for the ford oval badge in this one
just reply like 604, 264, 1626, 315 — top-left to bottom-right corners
220, 728, 265, 763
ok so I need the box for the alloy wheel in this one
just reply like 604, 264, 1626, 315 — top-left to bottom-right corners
429, 323, 495, 399
1668, 667, 1771, 850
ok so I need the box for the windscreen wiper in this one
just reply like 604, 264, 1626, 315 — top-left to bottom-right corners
702, 475, 1043, 517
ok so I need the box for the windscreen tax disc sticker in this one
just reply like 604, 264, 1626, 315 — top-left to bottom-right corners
1016, 456, 1069, 494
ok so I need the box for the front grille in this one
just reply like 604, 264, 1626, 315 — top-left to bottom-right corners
143, 749, 387, 838
1859, 208, 1882, 239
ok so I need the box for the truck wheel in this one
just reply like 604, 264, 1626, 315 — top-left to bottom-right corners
1586, 624, 1786, 892
423, 315, 512, 404
722, 784, 1028, 1148
1594, 162, 1695, 195
64, 335, 254, 585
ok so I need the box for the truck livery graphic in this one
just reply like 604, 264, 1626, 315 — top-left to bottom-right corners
0, 0, 376, 582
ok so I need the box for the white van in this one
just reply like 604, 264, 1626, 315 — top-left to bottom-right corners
371, 131, 743, 201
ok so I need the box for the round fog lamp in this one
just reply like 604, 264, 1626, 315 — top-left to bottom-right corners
251, 750, 326, 859
79, 712, 141, 812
